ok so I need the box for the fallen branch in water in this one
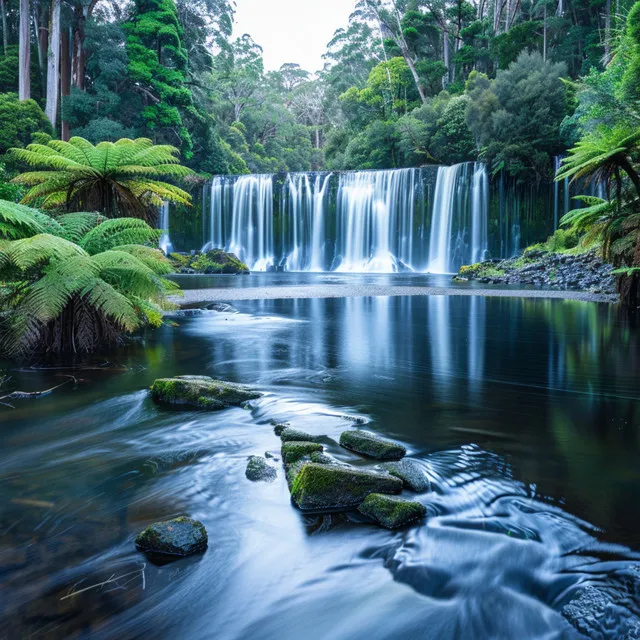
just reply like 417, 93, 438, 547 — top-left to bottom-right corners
0, 375, 76, 406
60, 564, 146, 601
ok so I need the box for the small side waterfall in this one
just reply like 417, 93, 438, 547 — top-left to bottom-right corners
200, 164, 492, 273
158, 201, 173, 254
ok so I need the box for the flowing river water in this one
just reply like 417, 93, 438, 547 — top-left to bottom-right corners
1, 278, 640, 638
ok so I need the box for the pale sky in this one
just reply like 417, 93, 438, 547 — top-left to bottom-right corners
233, 0, 357, 73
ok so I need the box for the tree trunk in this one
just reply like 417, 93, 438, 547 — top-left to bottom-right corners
0, 0, 8, 56
19, 0, 30, 100
71, 0, 97, 90
403, 51, 427, 103
604, 0, 612, 64
61, 27, 70, 140
45, 0, 60, 127
442, 29, 450, 88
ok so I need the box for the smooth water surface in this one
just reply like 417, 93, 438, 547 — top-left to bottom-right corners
1, 294, 640, 638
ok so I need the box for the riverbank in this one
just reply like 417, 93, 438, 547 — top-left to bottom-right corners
170, 283, 616, 306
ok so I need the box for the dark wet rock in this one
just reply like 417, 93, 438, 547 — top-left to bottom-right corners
206, 302, 237, 313
135, 517, 208, 557
281, 441, 323, 464
340, 430, 406, 461
563, 583, 640, 639
150, 375, 261, 411
290, 463, 403, 511
456, 249, 617, 298
279, 427, 320, 443
246, 456, 277, 482
165, 308, 209, 318
310, 451, 341, 465
264, 451, 279, 461
358, 493, 427, 529
381, 459, 430, 492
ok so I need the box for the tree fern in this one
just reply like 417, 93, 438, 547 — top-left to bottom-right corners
10, 137, 193, 221
79, 217, 161, 255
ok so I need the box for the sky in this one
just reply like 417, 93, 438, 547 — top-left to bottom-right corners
233, 0, 356, 73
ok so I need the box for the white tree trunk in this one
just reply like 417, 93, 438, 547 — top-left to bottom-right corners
442, 29, 450, 88
19, 0, 30, 100
46, 0, 61, 127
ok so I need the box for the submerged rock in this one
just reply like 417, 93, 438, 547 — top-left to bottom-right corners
381, 459, 430, 492
135, 517, 208, 556
150, 375, 261, 411
358, 494, 427, 529
290, 463, 402, 511
281, 441, 323, 464
340, 430, 406, 461
279, 427, 320, 443
246, 456, 277, 482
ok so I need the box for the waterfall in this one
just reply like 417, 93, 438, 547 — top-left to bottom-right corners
227, 175, 273, 271
471, 163, 489, 264
201, 164, 490, 273
158, 201, 173, 254
335, 168, 417, 272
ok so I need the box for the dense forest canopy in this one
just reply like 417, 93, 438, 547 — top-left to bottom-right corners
0, 0, 635, 182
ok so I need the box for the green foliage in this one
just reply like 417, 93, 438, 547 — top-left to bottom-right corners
0, 199, 177, 358
0, 93, 53, 156
10, 137, 193, 219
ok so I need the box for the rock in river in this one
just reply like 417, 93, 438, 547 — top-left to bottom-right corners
291, 463, 402, 511
381, 459, 430, 492
150, 375, 261, 411
135, 517, 208, 556
358, 494, 427, 529
246, 456, 277, 482
281, 441, 323, 464
340, 430, 406, 461
279, 427, 320, 443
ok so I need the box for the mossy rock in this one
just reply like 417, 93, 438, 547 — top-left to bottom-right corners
339, 430, 406, 461
358, 494, 426, 529
246, 456, 277, 482
280, 427, 320, 443
150, 375, 261, 411
281, 441, 323, 464
190, 250, 249, 274
381, 459, 430, 492
135, 517, 208, 556
290, 463, 403, 511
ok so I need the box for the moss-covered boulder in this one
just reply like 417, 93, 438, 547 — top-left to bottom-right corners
358, 494, 426, 529
171, 249, 250, 274
151, 375, 261, 411
290, 463, 403, 511
340, 430, 406, 461
135, 517, 208, 556
280, 427, 320, 443
246, 456, 277, 482
281, 441, 323, 464
381, 459, 430, 492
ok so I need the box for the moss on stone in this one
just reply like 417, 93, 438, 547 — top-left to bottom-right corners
281, 441, 323, 464
339, 430, 406, 461
190, 249, 249, 274
381, 459, 430, 492
280, 427, 319, 443
246, 456, 277, 482
358, 494, 427, 529
290, 463, 403, 511
135, 516, 208, 556
150, 375, 261, 411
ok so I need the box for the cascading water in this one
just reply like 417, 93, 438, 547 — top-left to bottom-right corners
158, 201, 173, 254
427, 163, 489, 273
227, 175, 273, 271
200, 163, 491, 273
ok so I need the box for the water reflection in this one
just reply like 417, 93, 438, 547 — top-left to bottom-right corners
1, 294, 639, 638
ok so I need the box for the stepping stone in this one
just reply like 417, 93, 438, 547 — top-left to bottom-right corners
340, 430, 406, 460
291, 463, 402, 511
281, 441, 323, 464
246, 456, 277, 482
381, 459, 430, 492
358, 494, 427, 529
151, 376, 261, 411
135, 517, 208, 556
279, 427, 320, 443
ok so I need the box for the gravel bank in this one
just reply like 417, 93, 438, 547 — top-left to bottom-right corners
171, 284, 616, 306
